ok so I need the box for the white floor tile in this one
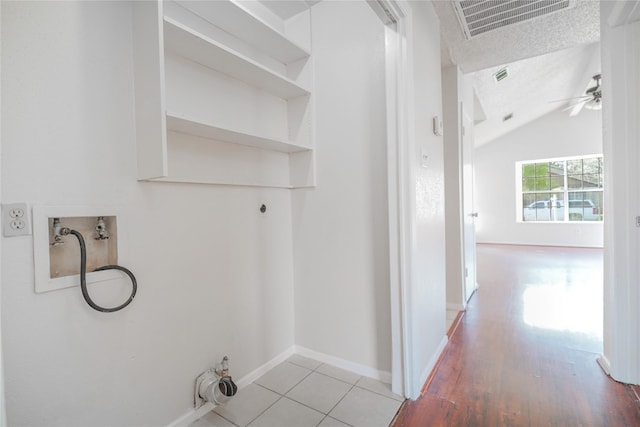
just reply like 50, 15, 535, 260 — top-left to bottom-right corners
247, 397, 324, 427
286, 372, 353, 414
189, 411, 237, 427
254, 362, 312, 394
329, 387, 402, 427
213, 383, 280, 427
316, 364, 361, 385
287, 354, 323, 370
355, 377, 404, 402
317, 416, 351, 427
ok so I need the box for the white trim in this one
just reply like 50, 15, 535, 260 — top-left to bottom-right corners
601, 9, 640, 385
607, 0, 640, 27
475, 240, 604, 249
374, 0, 411, 399
294, 345, 392, 384
165, 346, 295, 427
414, 336, 448, 400
165, 402, 216, 427
234, 346, 296, 389
165, 345, 395, 427
597, 355, 612, 376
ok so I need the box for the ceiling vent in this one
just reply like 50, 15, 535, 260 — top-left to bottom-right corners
453, 0, 577, 39
493, 67, 509, 82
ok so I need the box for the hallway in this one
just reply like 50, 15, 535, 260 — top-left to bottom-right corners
393, 244, 640, 426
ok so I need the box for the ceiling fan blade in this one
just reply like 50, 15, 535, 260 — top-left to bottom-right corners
549, 95, 592, 104
561, 99, 588, 111
569, 99, 588, 117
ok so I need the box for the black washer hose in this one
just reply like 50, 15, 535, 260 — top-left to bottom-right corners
67, 229, 137, 313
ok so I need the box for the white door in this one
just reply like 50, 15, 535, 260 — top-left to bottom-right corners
461, 103, 478, 302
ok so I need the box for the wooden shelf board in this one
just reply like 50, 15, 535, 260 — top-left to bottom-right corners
146, 175, 295, 189
163, 17, 310, 99
165, 113, 311, 153
173, 0, 310, 64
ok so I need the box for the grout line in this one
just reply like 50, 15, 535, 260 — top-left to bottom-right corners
323, 382, 357, 424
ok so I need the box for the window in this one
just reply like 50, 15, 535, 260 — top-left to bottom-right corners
518, 155, 603, 222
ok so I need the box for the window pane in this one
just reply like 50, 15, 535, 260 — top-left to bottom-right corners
535, 177, 550, 191
583, 158, 600, 174
551, 192, 564, 221
535, 162, 549, 176
582, 174, 600, 188
567, 159, 582, 174
550, 175, 564, 190
567, 191, 603, 221
519, 156, 603, 223
567, 175, 583, 189
522, 163, 535, 178
522, 177, 536, 192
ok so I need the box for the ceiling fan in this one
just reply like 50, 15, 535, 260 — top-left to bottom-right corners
551, 74, 602, 116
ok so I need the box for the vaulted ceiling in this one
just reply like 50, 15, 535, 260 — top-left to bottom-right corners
432, 1, 601, 146
259, 0, 602, 147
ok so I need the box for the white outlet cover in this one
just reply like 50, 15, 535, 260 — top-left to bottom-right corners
3, 202, 32, 236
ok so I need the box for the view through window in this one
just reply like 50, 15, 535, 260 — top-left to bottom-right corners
519, 155, 603, 222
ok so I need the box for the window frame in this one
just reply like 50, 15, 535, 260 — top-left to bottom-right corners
516, 154, 604, 223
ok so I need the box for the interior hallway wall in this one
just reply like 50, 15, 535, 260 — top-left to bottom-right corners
291, 0, 391, 375
402, 0, 447, 398
2, 2, 295, 425
442, 66, 474, 309
474, 108, 603, 247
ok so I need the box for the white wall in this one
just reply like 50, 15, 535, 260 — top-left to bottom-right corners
442, 67, 465, 308
600, 0, 640, 385
2, 2, 295, 425
474, 108, 604, 247
291, 0, 391, 375
442, 66, 475, 309
0, 3, 5, 424
402, 0, 447, 398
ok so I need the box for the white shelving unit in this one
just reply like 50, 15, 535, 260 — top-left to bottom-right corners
132, 0, 315, 188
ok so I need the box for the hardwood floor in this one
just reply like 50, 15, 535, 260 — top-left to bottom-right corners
393, 244, 640, 427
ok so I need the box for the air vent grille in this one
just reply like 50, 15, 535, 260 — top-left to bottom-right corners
494, 67, 509, 82
453, 0, 576, 39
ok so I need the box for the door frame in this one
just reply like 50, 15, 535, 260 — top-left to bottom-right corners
368, 0, 415, 398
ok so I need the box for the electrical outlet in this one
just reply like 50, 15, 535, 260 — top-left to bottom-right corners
3, 202, 32, 237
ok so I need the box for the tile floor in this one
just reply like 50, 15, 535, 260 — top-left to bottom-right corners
190, 354, 404, 427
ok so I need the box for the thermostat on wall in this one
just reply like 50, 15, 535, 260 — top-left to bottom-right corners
433, 116, 443, 136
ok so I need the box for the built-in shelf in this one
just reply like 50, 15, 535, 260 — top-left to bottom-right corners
133, 0, 315, 188
166, 113, 311, 153
173, 0, 310, 64
163, 17, 310, 99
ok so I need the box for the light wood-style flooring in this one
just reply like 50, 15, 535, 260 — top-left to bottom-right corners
393, 244, 640, 426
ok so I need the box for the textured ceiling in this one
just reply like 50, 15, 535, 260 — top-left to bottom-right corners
258, 1, 602, 147
433, 0, 601, 146
473, 42, 601, 146
433, 1, 600, 73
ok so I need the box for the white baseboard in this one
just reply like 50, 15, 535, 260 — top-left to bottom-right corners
597, 355, 611, 376
166, 345, 393, 427
235, 346, 296, 389
165, 402, 215, 427
294, 345, 392, 384
165, 346, 296, 427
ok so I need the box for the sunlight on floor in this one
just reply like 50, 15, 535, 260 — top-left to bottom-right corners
522, 269, 602, 339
